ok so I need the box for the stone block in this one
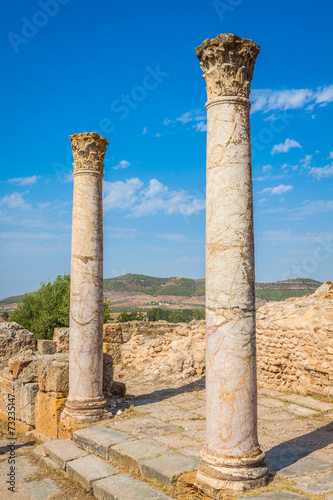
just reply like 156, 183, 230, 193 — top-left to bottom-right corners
37, 339, 57, 355
103, 323, 123, 344
12, 359, 33, 379
276, 454, 332, 477
140, 452, 200, 486
103, 352, 113, 390
35, 391, 67, 439
43, 438, 87, 470
293, 470, 333, 494
53, 327, 69, 353
93, 474, 173, 500
109, 439, 170, 472
14, 381, 39, 426
286, 404, 317, 416
67, 454, 118, 491
103, 343, 122, 364
105, 381, 126, 399
73, 425, 132, 460
37, 354, 69, 393
17, 358, 39, 383
0, 322, 36, 364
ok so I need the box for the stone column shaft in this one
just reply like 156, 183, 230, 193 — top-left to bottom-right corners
62, 132, 108, 423
196, 34, 268, 497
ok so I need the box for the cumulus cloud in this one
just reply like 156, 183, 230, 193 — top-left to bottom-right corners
262, 184, 294, 195
112, 160, 131, 170
271, 138, 302, 155
0, 192, 30, 209
142, 127, 147, 135
103, 178, 205, 217
300, 154, 312, 169
8, 175, 40, 186
194, 122, 207, 132
262, 165, 273, 173
251, 85, 333, 114
309, 164, 333, 180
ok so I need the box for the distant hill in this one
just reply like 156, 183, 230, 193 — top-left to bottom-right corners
0, 275, 323, 310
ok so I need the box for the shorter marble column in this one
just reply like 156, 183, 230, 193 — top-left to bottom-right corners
62, 132, 108, 424
196, 34, 268, 497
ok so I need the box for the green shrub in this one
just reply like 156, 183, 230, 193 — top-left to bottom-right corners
10, 274, 111, 339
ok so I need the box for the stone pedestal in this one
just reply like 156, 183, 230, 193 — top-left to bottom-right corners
196, 34, 268, 497
61, 132, 109, 424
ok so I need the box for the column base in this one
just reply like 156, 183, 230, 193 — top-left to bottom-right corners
196, 449, 268, 498
61, 397, 107, 423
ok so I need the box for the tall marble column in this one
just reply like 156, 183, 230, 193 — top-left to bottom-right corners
196, 34, 268, 496
62, 132, 108, 423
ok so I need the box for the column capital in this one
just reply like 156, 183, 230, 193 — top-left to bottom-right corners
70, 132, 109, 175
196, 33, 260, 100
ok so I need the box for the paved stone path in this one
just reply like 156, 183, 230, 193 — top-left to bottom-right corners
1, 378, 332, 499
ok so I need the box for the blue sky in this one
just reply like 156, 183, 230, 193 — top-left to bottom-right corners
1, 0, 333, 298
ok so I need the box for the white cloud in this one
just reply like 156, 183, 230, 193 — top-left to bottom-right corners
262, 165, 273, 173
103, 178, 205, 217
177, 112, 194, 124
142, 127, 147, 135
262, 184, 294, 195
271, 138, 302, 155
309, 164, 333, 180
293, 199, 333, 217
8, 175, 40, 186
329, 151, 333, 159
251, 85, 333, 114
164, 118, 174, 126
103, 178, 143, 211
112, 160, 131, 170
0, 192, 30, 209
158, 233, 187, 242
282, 162, 298, 171
155, 133, 161, 137
194, 121, 207, 132
176, 110, 206, 125
300, 154, 312, 169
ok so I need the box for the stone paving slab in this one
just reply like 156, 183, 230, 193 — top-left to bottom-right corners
281, 394, 333, 411
109, 438, 171, 471
276, 454, 332, 477
286, 404, 318, 416
110, 416, 183, 439
140, 451, 200, 486
244, 492, 306, 499
67, 454, 118, 491
260, 411, 295, 422
73, 425, 132, 459
23, 478, 61, 500
93, 473, 173, 500
43, 438, 88, 470
293, 470, 333, 494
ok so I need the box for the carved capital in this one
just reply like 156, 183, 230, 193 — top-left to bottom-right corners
70, 132, 109, 174
196, 33, 260, 100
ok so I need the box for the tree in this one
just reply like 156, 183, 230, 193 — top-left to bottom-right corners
10, 274, 111, 339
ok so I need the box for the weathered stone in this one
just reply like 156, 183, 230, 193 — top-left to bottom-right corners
67, 454, 117, 491
12, 359, 33, 379
14, 381, 39, 426
37, 354, 69, 393
37, 339, 57, 355
103, 343, 122, 365
43, 438, 87, 470
35, 391, 67, 439
195, 33, 267, 496
73, 425, 131, 459
140, 452, 200, 486
62, 132, 108, 424
286, 404, 317, 417
103, 323, 123, 344
110, 416, 181, 439
277, 455, 333, 477
93, 474, 173, 500
109, 439, 170, 472
53, 327, 69, 353
245, 492, 306, 500
17, 358, 39, 383
0, 322, 35, 364
293, 471, 333, 494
